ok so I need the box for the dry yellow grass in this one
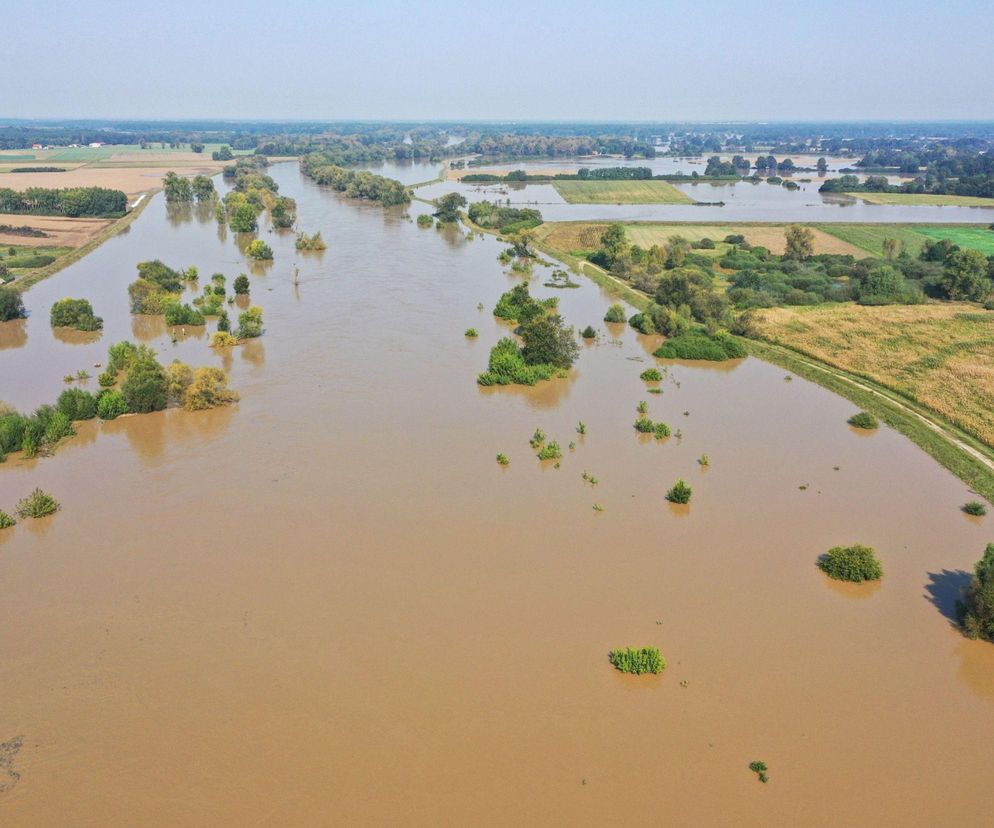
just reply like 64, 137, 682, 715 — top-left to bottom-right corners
752, 303, 994, 447
0, 164, 220, 197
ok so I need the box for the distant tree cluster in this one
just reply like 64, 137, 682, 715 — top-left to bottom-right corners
299, 155, 410, 207
0, 186, 127, 217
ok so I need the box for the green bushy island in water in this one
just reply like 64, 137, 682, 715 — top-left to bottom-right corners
818, 544, 883, 582
609, 647, 665, 674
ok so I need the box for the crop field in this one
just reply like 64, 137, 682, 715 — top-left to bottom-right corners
818, 224, 994, 256
552, 179, 694, 204
752, 302, 994, 448
847, 191, 994, 207
535, 221, 866, 257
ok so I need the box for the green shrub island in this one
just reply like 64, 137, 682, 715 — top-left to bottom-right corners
97, 390, 128, 420
654, 331, 745, 361
818, 544, 883, 582
246, 239, 273, 260
749, 761, 770, 784
581, 325, 596, 339
848, 411, 879, 430
963, 501, 988, 516
666, 480, 692, 504
958, 543, 994, 642
0, 286, 27, 321
640, 368, 663, 382
634, 417, 654, 433
416, 214, 433, 228
294, 231, 326, 250
16, 488, 60, 518
467, 201, 542, 234
496, 453, 509, 466
233, 275, 250, 295
492, 283, 558, 324
0, 510, 15, 529
604, 303, 627, 323
536, 441, 562, 461
609, 647, 665, 674
464, 328, 478, 338
50, 297, 103, 331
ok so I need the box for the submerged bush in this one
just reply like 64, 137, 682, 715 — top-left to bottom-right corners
0, 510, 15, 529
477, 337, 555, 386
749, 761, 770, 784
98, 368, 117, 387
50, 297, 103, 331
496, 453, 509, 466
163, 301, 205, 327
16, 488, 60, 518
0, 286, 27, 321
653, 421, 671, 439
210, 331, 239, 347
233, 275, 250, 295
848, 411, 879, 430
246, 239, 273, 260
604, 303, 627, 323
416, 214, 433, 228
958, 543, 994, 642
97, 389, 128, 420
184, 367, 238, 411
640, 368, 663, 382
121, 354, 168, 413
666, 480, 692, 504
963, 501, 988, 516
536, 441, 562, 461
464, 328, 478, 338
654, 331, 746, 361
818, 544, 883, 582
609, 647, 665, 674
634, 417, 654, 433
236, 306, 264, 339
581, 325, 596, 339
56, 388, 97, 421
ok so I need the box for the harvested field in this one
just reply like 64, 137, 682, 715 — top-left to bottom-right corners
552, 180, 693, 204
0, 214, 114, 248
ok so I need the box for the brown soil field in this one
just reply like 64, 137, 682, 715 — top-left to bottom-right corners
0, 214, 114, 248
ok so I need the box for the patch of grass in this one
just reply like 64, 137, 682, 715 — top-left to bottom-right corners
666, 480, 692, 504
848, 411, 879, 430
818, 544, 883, 582
608, 647, 665, 674
848, 192, 994, 207
963, 501, 987, 516
15, 488, 60, 518
654, 331, 746, 361
553, 180, 693, 205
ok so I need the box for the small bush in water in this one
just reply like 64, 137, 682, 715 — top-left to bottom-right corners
576, 421, 586, 435
529, 428, 546, 447
818, 544, 882, 582
604, 303, 627, 323
666, 480, 692, 504
848, 412, 879, 430
97, 390, 128, 420
963, 501, 988, 516
246, 239, 273, 260
637, 400, 648, 414
634, 417, 654, 433
609, 647, 665, 674
749, 761, 769, 783
16, 488, 60, 518
958, 543, 994, 641
98, 369, 117, 387
581, 325, 596, 339
416, 214, 433, 228
464, 328, 478, 338
640, 368, 662, 382
0, 510, 15, 529
699, 454, 710, 466
496, 453, 509, 466
536, 441, 562, 461
653, 421, 671, 439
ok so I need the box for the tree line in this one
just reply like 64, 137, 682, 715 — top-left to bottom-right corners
0, 186, 127, 217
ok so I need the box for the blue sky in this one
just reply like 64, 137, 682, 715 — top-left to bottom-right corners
5, 0, 993, 120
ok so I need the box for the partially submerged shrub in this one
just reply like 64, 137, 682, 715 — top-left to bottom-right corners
576, 421, 586, 435
16, 488, 60, 518
699, 454, 710, 466
634, 417, 654, 433
210, 331, 239, 347
236, 306, 264, 339
56, 388, 97, 421
98, 368, 117, 387
604, 303, 627, 323
183, 367, 238, 411
666, 479, 692, 504
848, 412, 879, 430
0, 510, 15, 529
97, 389, 128, 420
416, 214, 433, 228
958, 543, 994, 642
963, 501, 988, 516
818, 544, 882, 582
464, 328, 478, 338
233, 275, 250, 295
609, 647, 665, 674
640, 368, 663, 382
749, 761, 769, 784
163, 301, 204, 327
246, 239, 273, 260
654, 331, 746, 361
536, 441, 562, 461
581, 325, 596, 339
496, 453, 509, 466
653, 421, 671, 439
50, 297, 103, 331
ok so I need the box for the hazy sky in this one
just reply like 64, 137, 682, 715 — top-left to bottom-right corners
6, 0, 993, 121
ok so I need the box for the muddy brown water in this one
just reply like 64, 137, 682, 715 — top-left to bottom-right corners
1, 162, 994, 826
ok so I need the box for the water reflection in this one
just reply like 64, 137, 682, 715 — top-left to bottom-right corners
51, 327, 102, 346
0, 318, 28, 350
240, 339, 265, 368
477, 374, 575, 409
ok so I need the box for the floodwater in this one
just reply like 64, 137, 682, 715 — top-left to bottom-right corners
2, 162, 994, 826
420, 157, 994, 224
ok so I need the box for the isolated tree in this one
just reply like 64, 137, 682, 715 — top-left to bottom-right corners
434, 192, 467, 223
942, 248, 990, 301
0, 287, 26, 321
520, 314, 579, 369
784, 224, 814, 260
882, 237, 902, 260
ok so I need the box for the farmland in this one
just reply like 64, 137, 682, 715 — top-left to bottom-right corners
819, 223, 994, 256
847, 191, 994, 207
751, 302, 994, 449
551, 179, 694, 204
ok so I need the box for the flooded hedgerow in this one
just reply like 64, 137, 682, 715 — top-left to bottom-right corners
963, 501, 987, 516
609, 647, 665, 674
818, 545, 883, 582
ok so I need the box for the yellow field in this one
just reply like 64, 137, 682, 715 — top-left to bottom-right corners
534, 221, 866, 257
848, 192, 994, 207
552, 180, 693, 204
752, 303, 994, 447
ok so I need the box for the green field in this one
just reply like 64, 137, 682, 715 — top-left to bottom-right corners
818, 224, 994, 257
847, 191, 994, 207
0, 244, 73, 279
552, 180, 694, 205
